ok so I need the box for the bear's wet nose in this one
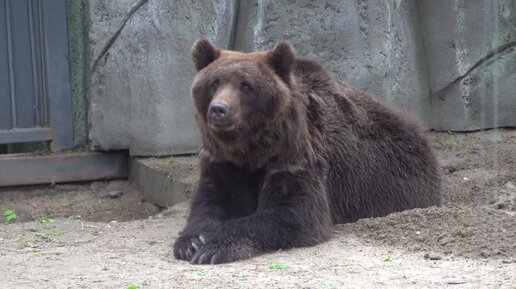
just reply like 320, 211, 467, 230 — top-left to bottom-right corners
208, 102, 231, 127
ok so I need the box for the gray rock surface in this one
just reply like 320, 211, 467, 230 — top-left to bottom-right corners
234, 0, 431, 123
87, 0, 516, 155
88, 0, 237, 155
419, 0, 516, 130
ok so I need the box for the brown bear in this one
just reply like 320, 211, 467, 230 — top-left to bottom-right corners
173, 39, 441, 264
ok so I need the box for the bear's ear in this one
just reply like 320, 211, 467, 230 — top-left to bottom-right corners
192, 39, 221, 71
267, 41, 296, 81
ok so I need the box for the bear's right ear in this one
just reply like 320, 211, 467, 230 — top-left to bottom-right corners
192, 39, 221, 71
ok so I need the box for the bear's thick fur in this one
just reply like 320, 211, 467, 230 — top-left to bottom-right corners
173, 40, 441, 264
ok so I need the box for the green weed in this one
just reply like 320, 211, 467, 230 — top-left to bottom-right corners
41, 217, 54, 224
268, 263, 290, 269
3, 210, 17, 222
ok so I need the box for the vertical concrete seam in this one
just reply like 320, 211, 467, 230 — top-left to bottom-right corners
454, 0, 472, 116
83, 0, 93, 146
82, 0, 91, 146
253, 0, 268, 50
412, 1, 434, 102
228, 0, 240, 50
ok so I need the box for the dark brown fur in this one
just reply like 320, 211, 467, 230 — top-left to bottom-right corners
173, 40, 442, 264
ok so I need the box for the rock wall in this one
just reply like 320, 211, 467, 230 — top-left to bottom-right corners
88, 0, 237, 155
87, 0, 516, 155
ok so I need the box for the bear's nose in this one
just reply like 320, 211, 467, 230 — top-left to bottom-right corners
208, 102, 230, 124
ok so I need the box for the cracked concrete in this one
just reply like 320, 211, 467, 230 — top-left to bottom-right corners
434, 41, 516, 98
91, 0, 150, 72
88, 0, 236, 155
88, 0, 516, 155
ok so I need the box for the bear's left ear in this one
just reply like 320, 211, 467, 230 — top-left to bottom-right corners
192, 39, 221, 71
267, 41, 295, 82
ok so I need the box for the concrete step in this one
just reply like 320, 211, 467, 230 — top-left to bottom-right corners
130, 156, 199, 208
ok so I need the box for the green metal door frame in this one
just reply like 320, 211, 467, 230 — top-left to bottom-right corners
0, 0, 74, 151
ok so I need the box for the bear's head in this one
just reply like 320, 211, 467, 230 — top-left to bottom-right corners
190, 39, 313, 169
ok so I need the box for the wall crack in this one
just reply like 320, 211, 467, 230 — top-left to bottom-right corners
91, 0, 150, 72
434, 41, 516, 99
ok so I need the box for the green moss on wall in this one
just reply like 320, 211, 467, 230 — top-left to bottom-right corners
66, 0, 88, 147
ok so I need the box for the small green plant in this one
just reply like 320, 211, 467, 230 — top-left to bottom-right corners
383, 256, 393, 262
268, 263, 289, 269
446, 140, 462, 148
3, 210, 17, 222
333, 263, 350, 269
46, 231, 66, 237
34, 231, 66, 241
447, 130, 454, 135
41, 217, 54, 224
61, 200, 72, 208
127, 285, 138, 289
193, 269, 208, 276
168, 156, 177, 165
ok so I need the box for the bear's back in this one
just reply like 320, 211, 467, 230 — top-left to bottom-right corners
292, 57, 442, 224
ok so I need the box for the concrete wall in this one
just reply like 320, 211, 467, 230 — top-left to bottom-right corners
87, 0, 236, 155
87, 0, 516, 156
418, 0, 516, 131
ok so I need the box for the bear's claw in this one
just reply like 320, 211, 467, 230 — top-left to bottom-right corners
190, 244, 230, 265
173, 235, 205, 261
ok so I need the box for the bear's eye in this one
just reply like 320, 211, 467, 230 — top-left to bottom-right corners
240, 82, 253, 93
210, 80, 220, 90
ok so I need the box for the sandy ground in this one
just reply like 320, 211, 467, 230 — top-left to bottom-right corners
0, 129, 515, 289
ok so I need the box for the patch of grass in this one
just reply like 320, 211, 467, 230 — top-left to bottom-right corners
447, 130, 454, 135
17, 241, 29, 249
168, 156, 177, 165
193, 269, 208, 276
127, 285, 138, 289
3, 209, 17, 222
158, 250, 168, 258
332, 263, 350, 273
46, 231, 66, 237
268, 263, 289, 269
383, 256, 393, 262
61, 200, 73, 208
34, 231, 66, 241
41, 217, 54, 224
333, 263, 350, 269
447, 139, 462, 149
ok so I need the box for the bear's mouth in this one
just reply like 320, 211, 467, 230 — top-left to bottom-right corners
208, 122, 236, 132
210, 128, 239, 143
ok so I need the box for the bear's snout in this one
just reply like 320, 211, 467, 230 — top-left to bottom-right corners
207, 102, 232, 130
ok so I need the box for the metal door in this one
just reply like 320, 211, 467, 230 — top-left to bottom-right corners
0, 0, 73, 150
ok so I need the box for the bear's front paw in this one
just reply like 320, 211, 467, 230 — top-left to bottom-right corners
173, 234, 206, 261
190, 243, 232, 265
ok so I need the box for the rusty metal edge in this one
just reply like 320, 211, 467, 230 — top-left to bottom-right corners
0, 151, 128, 187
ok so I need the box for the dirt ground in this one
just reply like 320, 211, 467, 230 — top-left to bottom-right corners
0, 129, 515, 289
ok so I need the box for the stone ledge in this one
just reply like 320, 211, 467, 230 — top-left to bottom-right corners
130, 156, 199, 207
